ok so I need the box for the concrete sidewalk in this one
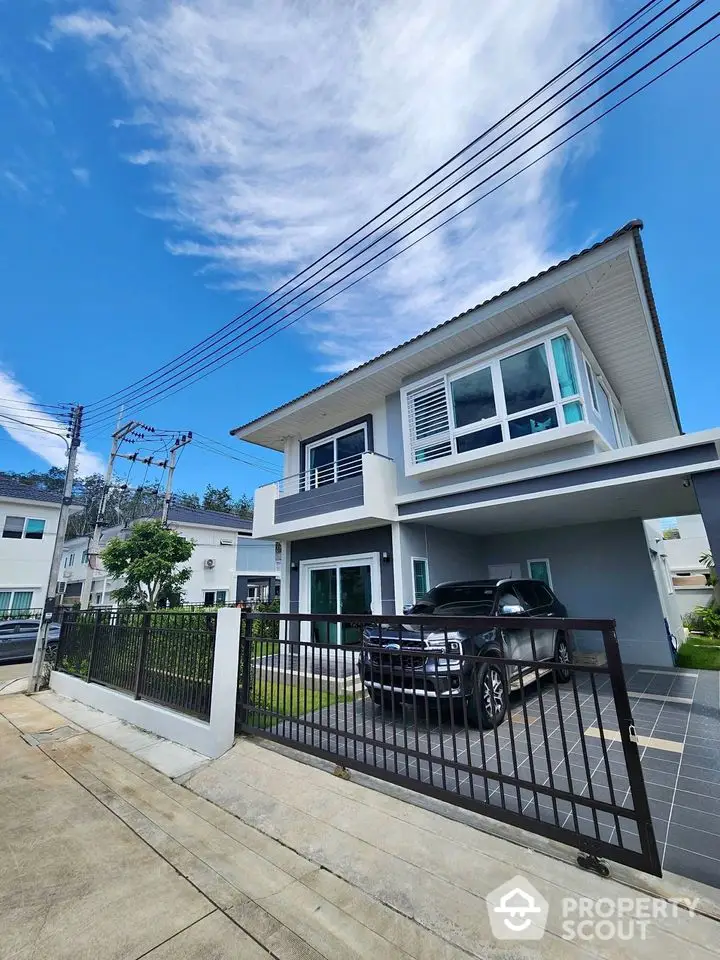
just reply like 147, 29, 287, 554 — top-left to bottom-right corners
2, 692, 719, 959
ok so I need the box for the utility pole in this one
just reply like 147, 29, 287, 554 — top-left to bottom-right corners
28, 405, 83, 694
162, 433, 192, 524
80, 420, 138, 609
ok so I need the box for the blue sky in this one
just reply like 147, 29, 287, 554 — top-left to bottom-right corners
1, 1, 718, 501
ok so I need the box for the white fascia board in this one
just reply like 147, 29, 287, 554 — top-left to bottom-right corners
395, 427, 720, 506
0, 496, 61, 511
234, 235, 635, 443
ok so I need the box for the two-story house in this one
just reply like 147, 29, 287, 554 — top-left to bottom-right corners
233, 221, 720, 668
0, 477, 63, 614
59, 505, 280, 607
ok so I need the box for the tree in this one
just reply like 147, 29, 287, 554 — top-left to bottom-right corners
175, 483, 253, 519
101, 520, 194, 609
662, 527, 680, 540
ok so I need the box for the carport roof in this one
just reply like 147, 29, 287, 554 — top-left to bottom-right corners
232, 221, 680, 450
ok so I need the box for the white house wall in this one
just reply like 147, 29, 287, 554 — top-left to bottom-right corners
0, 498, 61, 610
172, 522, 238, 604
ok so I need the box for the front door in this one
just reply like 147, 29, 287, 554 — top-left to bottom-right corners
303, 555, 379, 645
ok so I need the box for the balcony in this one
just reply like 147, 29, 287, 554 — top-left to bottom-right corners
253, 452, 397, 539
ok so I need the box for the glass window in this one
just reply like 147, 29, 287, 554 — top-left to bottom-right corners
551, 335, 578, 398
412, 558, 429, 603
10, 591, 33, 612
584, 358, 599, 411
598, 383, 618, 446
563, 401, 584, 424
515, 582, 541, 609
215, 590, 227, 605
0, 591, 10, 612
528, 559, 552, 587
2, 516, 25, 539
451, 367, 495, 428
508, 408, 558, 440
335, 429, 366, 479
308, 441, 335, 487
81, 550, 89, 564
501, 344, 553, 415
24, 519, 45, 540
456, 424, 503, 453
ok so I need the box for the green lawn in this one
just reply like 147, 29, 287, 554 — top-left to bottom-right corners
246, 677, 355, 729
676, 635, 720, 670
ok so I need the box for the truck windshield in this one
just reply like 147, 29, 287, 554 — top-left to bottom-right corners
412, 585, 496, 613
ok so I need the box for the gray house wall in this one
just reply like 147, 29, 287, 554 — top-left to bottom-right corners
289, 526, 394, 614
399, 518, 672, 667
398, 523, 487, 608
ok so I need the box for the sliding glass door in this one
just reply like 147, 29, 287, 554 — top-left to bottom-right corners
303, 555, 379, 645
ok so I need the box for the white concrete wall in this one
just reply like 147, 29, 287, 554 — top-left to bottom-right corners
50, 608, 241, 757
663, 514, 710, 573
0, 497, 61, 609
170, 522, 239, 604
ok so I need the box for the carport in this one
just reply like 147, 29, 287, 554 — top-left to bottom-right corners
395, 430, 720, 668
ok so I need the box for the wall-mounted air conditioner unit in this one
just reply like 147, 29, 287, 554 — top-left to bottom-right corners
204, 558, 216, 569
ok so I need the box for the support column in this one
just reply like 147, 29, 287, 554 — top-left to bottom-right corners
692, 470, 720, 563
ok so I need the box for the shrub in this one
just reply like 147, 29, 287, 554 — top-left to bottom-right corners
682, 605, 720, 637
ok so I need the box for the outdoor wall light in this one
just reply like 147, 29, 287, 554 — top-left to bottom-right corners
290, 561, 299, 570
382, 551, 391, 562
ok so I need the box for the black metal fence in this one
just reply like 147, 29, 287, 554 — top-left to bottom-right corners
237, 612, 661, 878
56, 609, 217, 720
0, 608, 45, 621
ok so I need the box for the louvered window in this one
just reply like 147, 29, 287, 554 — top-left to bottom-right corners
402, 328, 602, 472
407, 380, 452, 464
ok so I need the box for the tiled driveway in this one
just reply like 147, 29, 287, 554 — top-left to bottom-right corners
256, 657, 719, 888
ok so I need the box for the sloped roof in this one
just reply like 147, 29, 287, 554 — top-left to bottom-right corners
0, 477, 63, 505
164, 504, 252, 531
231, 220, 679, 439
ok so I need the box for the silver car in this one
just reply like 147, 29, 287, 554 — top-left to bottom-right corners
0, 619, 60, 663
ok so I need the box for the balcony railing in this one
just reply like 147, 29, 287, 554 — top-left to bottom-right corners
253, 451, 397, 536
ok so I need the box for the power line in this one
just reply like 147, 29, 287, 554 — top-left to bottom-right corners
82, 0, 670, 421
192, 437, 281, 475
82, 8, 720, 431
0, 411, 71, 443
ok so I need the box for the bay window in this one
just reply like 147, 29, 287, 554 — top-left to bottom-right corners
405, 330, 590, 468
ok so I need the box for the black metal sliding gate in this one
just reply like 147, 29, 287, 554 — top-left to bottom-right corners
236, 612, 661, 877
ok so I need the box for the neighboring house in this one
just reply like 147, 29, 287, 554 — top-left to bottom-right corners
0, 478, 63, 614
59, 505, 280, 606
645, 515, 713, 620
233, 220, 720, 668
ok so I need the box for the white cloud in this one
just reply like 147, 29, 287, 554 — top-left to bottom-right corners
53, 0, 606, 371
51, 13, 128, 41
71, 166, 90, 184
0, 369, 104, 476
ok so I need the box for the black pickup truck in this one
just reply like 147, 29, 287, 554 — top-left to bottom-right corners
358, 579, 572, 729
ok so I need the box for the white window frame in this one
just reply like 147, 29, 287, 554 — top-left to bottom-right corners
298, 552, 382, 643
527, 558, 553, 589
401, 323, 588, 475
0, 588, 37, 612
583, 356, 601, 415
2, 515, 46, 540
304, 423, 369, 487
411, 557, 429, 603
203, 588, 229, 606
